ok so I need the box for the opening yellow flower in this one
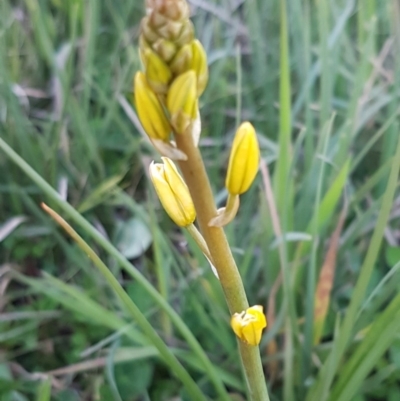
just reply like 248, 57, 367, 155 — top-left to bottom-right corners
230, 305, 267, 346
149, 157, 196, 227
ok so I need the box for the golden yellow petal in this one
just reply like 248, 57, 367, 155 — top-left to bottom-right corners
242, 323, 262, 346
149, 162, 188, 227
190, 40, 208, 96
143, 48, 172, 93
134, 72, 171, 141
162, 157, 196, 224
230, 313, 245, 342
166, 70, 197, 134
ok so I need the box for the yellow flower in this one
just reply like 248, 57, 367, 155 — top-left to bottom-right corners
149, 157, 196, 227
230, 305, 267, 346
134, 72, 171, 141
225, 122, 260, 195
166, 70, 198, 135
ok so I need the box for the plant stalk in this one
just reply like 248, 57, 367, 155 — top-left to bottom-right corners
175, 133, 270, 401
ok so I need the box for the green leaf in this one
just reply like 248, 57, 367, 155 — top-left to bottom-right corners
77, 174, 125, 213
114, 217, 152, 259
36, 379, 51, 401
328, 292, 400, 401
385, 245, 400, 268
317, 158, 350, 229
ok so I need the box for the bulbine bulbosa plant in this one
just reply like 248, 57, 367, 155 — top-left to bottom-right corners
134, 0, 270, 399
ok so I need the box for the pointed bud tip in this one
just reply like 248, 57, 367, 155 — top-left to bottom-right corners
225, 122, 260, 195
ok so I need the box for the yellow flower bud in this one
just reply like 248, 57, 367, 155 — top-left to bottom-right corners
189, 40, 208, 96
170, 40, 208, 96
141, 48, 172, 94
166, 70, 198, 135
149, 157, 196, 227
160, 0, 190, 21
140, 17, 159, 43
175, 20, 195, 47
170, 43, 192, 75
151, 38, 177, 62
134, 72, 171, 141
230, 305, 267, 346
225, 122, 260, 195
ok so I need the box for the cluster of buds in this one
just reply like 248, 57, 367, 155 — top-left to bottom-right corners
134, 0, 208, 158
133, 0, 265, 346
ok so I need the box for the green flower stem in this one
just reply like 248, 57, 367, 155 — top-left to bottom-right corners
175, 133, 270, 401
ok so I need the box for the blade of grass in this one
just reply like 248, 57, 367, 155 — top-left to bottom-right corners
357, 259, 400, 321
313, 205, 347, 345
36, 379, 51, 401
357, 0, 376, 57
350, 106, 400, 173
318, 0, 331, 127
148, 207, 172, 338
106, 339, 123, 401
328, 292, 400, 401
81, 0, 100, 115
302, 0, 314, 172
274, 1, 294, 400
41, 202, 207, 401
13, 271, 147, 344
0, 136, 231, 401
306, 127, 400, 401
293, 157, 350, 287
350, 158, 392, 206
292, 0, 355, 120
378, 0, 400, 195
302, 115, 334, 386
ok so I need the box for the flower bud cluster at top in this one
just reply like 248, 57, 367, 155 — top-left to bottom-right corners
134, 0, 261, 229
134, 0, 208, 140
141, 0, 208, 96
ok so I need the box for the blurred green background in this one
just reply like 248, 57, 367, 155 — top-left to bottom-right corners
1, 0, 400, 400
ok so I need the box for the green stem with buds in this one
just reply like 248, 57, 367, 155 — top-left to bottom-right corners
175, 133, 270, 401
